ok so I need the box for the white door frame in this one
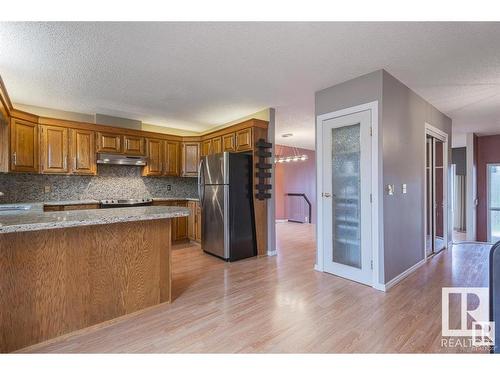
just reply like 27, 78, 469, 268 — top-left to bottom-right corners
315, 101, 384, 290
487, 163, 500, 243
424, 123, 449, 260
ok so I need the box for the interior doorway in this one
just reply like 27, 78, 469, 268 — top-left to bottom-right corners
425, 125, 448, 256
487, 164, 500, 243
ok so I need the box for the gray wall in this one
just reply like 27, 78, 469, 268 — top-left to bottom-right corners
0, 165, 198, 203
315, 70, 384, 282
315, 69, 452, 285
452, 147, 466, 176
381, 71, 451, 282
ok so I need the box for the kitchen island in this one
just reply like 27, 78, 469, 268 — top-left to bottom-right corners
0, 205, 189, 352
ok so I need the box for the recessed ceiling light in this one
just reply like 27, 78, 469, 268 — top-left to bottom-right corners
281, 133, 293, 138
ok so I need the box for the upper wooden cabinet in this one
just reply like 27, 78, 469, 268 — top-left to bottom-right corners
235, 128, 253, 151
201, 139, 212, 157
165, 141, 180, 176
222, 133, 235, 152
123, 135, 145, 156
70, 129, 96, 175
181, 142, 200, 177
40, 125, 69, 174
10, 118, 39, 173
0, 109, 9, 173
212, 137, 222, 154
96, 132, 122, 154
144, 138, 163, 176
143, 139, 180, 177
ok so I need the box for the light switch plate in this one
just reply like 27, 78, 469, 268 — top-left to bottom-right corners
167, 184, 172, 191
44, 185, 51, 193
387, 184, 395, 195
402, 184, 407, 194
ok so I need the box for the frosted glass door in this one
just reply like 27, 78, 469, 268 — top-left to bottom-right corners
322, 110, 372, 286
331, 124, 361, 268
488, 164, 500, 243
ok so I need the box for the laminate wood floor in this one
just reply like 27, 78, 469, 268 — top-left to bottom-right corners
20, 222, 491, 353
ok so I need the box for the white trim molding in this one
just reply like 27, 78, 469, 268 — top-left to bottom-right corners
424, 122, 449, 261
316, 101, 383, 290
381, 259, 426, 292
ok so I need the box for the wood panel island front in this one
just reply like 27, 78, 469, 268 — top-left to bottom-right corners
0, 204, 189, 353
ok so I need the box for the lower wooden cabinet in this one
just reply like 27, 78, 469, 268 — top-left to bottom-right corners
172, 201, 188, 242
188, 200, 202, 242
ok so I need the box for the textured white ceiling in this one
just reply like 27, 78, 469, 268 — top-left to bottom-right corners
1, 22, 500, 149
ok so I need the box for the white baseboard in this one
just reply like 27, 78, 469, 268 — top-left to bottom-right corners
383, 259, 426, 291
267, 250, 277, 256
275, 219, 288, 223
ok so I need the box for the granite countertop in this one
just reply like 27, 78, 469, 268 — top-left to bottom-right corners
0, 205, 189, 234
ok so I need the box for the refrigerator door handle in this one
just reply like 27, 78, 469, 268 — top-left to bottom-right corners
198, 158, 205, 207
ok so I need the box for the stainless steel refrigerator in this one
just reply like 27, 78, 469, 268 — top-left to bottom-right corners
198, 152, 256, 261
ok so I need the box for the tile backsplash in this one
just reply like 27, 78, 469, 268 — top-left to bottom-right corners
0, 165, 198, 203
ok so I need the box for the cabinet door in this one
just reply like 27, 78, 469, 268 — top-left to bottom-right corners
165, 141, 180, 176
201, 139, 212, 157
235, 128, 253, 151
0, 108, 8, 173
96, 132, 123, 153
187, 201, 196, 241
70, 129, 96, 175
222, 133, 235, 152
195, 202, 202, 242
40, 125, 69, 174
144, 138, 164, 176
10, 118, 39, 173
212, 137, 222, 154
181, 142, 200, 177
173, 201, 188, 241
123, 135, 145, 155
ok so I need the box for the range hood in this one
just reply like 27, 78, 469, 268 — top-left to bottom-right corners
96, 153, 148, 166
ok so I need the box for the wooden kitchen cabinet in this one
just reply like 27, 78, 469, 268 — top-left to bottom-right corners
0, 103, 8, 173
10, 118, 39, 173
188, 200, 202, 242
188, 200, 196, 241
40, 125, 69, 174
143, 138, 163, 176
164, 141, 180, 176
70, 129, 96, 175
235, 128, 253, 151
201, 139, 212, 157
152, 200, 189, 243
212, 136, 222, 154
123, 135, 145, 155
181, 142, 200, 177
96, 131, 123, 153
195, 202, 202, 242
222, 133, 235, 152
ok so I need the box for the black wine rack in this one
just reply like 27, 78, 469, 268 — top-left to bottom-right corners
255, 138, 272, 200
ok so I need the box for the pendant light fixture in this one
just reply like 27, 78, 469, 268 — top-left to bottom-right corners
275, 134, 309, 163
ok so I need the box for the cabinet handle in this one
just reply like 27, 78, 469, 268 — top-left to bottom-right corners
12, 152, 16, 166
